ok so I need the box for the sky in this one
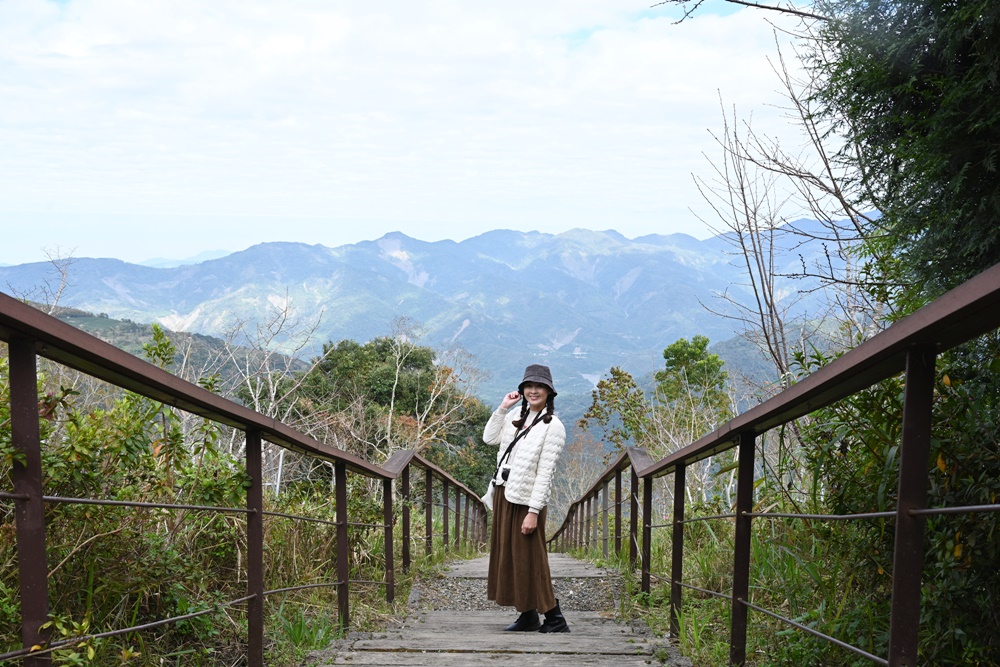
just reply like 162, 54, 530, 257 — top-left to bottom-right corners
0, 0, 812, 266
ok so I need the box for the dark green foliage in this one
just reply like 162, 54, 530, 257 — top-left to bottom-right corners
296, 336, 494, 491
1, 346, 250, 664
1, 329, 424, 666
301, 337, 435, 414
578, 366, 648, 456
797, 335, 1000, 665
813, 0, 1000, 295
656, 335, 731, 426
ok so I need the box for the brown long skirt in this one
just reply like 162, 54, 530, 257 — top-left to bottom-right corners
487, 486, 557, 614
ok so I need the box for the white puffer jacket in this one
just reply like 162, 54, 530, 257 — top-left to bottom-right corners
482, 407, 566, 513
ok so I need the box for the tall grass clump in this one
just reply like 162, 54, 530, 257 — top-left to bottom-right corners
572, 337, 1000, 666
1, 328, 486, 666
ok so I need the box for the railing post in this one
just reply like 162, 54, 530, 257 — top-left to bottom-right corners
615, 468, 623, 555
567, 506, 574, 549
383, 477, 395, 604
442, 479, 450, 552
670, 463, 686, 640
731, 431, 756, 666
576, 505, 582, 549
245, 429, 264, 667
481, 506, 489, 547
568, 506, 576, 549
641, 475, 652, 595
888, 345, 936, 667
454, 489, 461, 549
425, 467, 433, 557
593, 492, 600, 549
592, 493, 599, 551
401, 465, 411, 572
335, 461, 350, 629
630, 467, 640, 569
584, 494, 592, 552
462, 494, 470, 544
601, 480, 609, 559
9, 336, 51, 667
565, 507, 573, 550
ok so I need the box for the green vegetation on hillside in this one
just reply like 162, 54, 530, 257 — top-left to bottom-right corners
1, 317, 491, 666
577, 2, 1000, 665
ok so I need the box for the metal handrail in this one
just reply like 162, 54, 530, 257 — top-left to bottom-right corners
0, 595, 256, 663
0, 292, 386, 477
550, 261, 1000, 667
0, 293, 489, 667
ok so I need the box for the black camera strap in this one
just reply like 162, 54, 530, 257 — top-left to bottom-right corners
491, 412, 544, 486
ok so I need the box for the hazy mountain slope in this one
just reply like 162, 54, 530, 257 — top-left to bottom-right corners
0, 225, 836, 400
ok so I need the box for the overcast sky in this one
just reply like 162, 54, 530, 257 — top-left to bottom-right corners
0, 0, 811, 266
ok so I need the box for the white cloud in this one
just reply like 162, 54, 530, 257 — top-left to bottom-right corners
0, 0, 809, 264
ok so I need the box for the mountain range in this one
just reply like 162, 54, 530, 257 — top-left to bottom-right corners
0, 224, 833, 402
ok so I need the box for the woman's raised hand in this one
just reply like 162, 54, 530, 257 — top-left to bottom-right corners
500, 391, 521, 409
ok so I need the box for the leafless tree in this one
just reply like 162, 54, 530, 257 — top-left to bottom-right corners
687, 38, 898, 508
5, 246, 76, 314
199, 292, 334, 493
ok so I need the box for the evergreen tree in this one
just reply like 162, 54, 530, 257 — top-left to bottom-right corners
813, 0, 1000, 296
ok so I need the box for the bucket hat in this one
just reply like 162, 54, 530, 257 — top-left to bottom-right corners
518, 364, 557, 397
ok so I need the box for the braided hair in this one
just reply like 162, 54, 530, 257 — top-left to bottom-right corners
512, 394, 555, 428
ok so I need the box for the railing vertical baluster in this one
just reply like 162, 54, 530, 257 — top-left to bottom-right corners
592, 493, 599, 551
615, 468, 623, 555
569, 505, 576, 549
442, 479, 450, 552
383, 477, 395, 604
567, 506, 573, 549
602, 480, 609, 559
576, 504, 582, 550
335, 461, 350, 629
463, 494, 470, 544
593, 492, 600, 550
584, 495, 592, 552
730, 431, 756, 666
566, 506, 572, 549
888, 345, 936, 667
454, 489, 461, 549
641, 476, 652, 594
670, 463, 686, 640
245, 429, 264, 667
9, 336, 51, 667
425, 467, 433, 557
591, 494, 597, 551
481, 505, 488, 547
630, 468, 639, 569
402, 465, 411, 572
568, 506, 575, 549
576, 500, 582, 551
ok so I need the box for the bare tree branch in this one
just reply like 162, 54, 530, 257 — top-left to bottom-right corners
652, 0, 830, 24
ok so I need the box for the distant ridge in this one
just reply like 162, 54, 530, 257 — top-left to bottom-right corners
139, 249, 234, 268
0, 225, 834, 400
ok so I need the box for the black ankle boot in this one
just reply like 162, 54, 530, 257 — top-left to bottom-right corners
504, 610, 541, 632
538, 601, 570, 633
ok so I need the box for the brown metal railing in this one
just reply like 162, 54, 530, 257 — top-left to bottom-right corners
0, 292, 488, 667
550, 262, 1000, 667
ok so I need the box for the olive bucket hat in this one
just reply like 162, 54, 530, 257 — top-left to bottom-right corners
518, 364, 557, 397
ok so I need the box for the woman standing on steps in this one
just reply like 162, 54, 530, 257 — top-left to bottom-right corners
481, 364, 570, 633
